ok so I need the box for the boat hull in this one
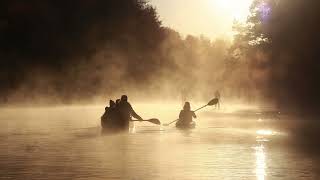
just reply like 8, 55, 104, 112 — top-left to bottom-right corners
175, 121, 196, 129
101, 117, 129, 132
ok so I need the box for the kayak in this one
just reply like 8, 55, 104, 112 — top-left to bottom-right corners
175, 121, 196, 129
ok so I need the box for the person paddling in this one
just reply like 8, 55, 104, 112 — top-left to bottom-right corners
116, 99, 120, 106
117, 95, 143, 129
101, 100, 116, 128
176, 102, 197, 127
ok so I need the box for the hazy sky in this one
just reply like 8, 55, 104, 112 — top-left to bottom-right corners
149, 0, 253, 39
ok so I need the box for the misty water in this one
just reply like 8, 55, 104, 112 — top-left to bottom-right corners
1, 103, 319, 180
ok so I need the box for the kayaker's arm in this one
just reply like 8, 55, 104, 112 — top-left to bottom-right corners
192, 111, 197, 118
130, 105, 143, 121
132, 110, 143, 121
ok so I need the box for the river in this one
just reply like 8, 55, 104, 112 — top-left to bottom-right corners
0, 102, 319, 179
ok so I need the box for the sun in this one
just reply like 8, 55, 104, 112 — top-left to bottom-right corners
208, 0, 253, 22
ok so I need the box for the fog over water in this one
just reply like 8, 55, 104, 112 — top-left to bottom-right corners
1, 102, 320, 179
1, 0, 320, 179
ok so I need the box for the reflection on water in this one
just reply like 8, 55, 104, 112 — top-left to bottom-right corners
256, 129, 274, 136
254, 144, 266, 180
129, 122, 136, 133
0, 104, 318, 179
255, 128, 269, 180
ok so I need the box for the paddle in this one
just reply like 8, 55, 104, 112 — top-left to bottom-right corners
162, 98, 219, 126
131, 118, 161, 125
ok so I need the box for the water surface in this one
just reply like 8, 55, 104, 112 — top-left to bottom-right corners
1, 103, 318, 179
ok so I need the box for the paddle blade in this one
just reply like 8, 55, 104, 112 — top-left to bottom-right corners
148, 118, 161, 125
163, 123, 170, 126
207, 98, 219, 106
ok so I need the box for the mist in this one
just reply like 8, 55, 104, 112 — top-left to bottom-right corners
2, 1, 320, 179
230, 0, 320, 154
1, 0, 255, 106
1, 0, 319, 114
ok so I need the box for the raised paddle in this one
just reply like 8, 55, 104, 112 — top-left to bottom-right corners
162, 98, 219, 126
131, 118, 161, 125
193, 98, 219, 111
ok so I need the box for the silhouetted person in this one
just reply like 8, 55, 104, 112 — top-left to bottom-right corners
116, 99, 120, 105
101, 100, 116, 128
214, 90, 221, 109
117, 95, 143, 129
176, 102, 196, 127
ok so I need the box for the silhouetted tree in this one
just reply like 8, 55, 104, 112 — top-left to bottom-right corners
0, 0, 239, 104
0, 0, 167, 103
232, 0, 320, 114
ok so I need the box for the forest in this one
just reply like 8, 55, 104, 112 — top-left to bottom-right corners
1, 0, 319, 116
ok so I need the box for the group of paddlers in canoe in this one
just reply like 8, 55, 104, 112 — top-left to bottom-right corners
101, 93, 220, 131
101, 95, 144, 130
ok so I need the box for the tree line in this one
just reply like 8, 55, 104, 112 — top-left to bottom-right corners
2, 0, 318, 109
0, 0, 238, 104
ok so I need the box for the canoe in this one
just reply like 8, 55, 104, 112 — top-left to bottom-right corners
175, 121, 196, 129
101, 117, 129, 132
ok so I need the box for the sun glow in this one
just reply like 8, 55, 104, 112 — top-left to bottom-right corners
209, 0, 253, 22
150, 0, 254, 39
